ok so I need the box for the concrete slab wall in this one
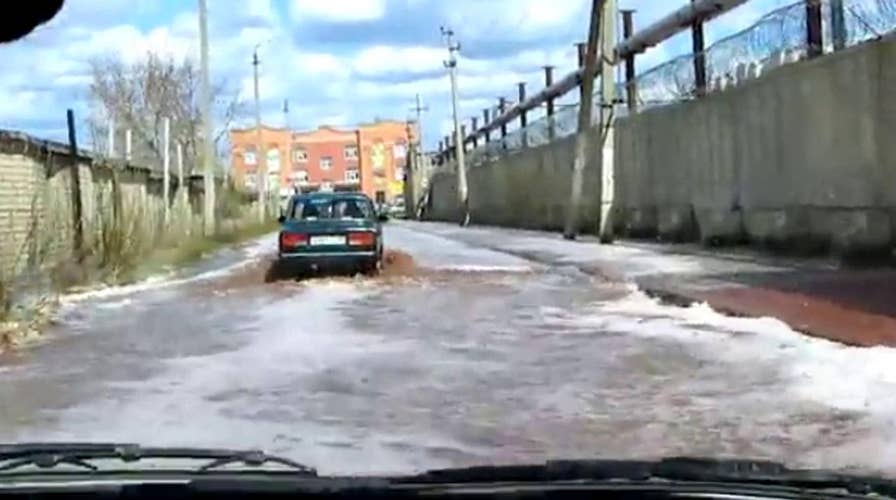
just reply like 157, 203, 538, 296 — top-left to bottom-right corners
426, 35, 896, 257
425, 128, 601, 233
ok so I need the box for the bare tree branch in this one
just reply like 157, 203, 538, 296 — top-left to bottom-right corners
86, 52, 245, 175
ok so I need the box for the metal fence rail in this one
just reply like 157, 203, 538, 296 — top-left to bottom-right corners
438, 0, 896, 170
634, 0, 896, 107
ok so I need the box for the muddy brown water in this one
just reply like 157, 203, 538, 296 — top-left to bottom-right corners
1, 225, 894, 478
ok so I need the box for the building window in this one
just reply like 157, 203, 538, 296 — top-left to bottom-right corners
344, 145, 358, 160
375, 191, 386, 203
291, 170, 309, 183
395, 167, 405, 181
345, 169, 360, 182
292, 147, 308, 163
266, 148, 280, 172
321, 181, 333, 192
320, 156, 332, 170
393, 142, 407, 159
243, 147, 257, 165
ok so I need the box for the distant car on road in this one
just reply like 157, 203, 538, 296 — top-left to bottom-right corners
388, 199, 407, 219
276, 192, 386, 277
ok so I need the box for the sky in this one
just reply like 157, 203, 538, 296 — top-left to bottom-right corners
0, 0, 796, 151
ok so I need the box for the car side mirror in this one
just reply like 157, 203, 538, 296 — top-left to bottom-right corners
277, 214, 286, 223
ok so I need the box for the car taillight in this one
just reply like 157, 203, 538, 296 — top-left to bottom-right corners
280, 232, 308, 248
347, 231, 376, 246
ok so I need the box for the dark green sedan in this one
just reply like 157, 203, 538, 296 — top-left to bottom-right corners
276, 192, 385, 277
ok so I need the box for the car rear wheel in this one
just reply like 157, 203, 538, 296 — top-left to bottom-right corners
359, 257, 380, 276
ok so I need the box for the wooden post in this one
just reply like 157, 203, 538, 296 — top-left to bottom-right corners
563, 0, 601, 240
66, 109, 84, 260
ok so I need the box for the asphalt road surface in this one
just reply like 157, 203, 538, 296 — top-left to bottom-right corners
1, 221, 894, 476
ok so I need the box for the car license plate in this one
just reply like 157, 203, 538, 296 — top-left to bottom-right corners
310, 235, 346, 246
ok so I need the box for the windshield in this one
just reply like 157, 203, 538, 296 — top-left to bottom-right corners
2, 0, 895, 486
290, 198, 374, 220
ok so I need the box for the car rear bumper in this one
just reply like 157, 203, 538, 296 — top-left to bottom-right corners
278, 250, 376, 259
276, 251, 378, 276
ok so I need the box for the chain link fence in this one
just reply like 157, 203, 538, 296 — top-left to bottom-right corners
444, 0, 896, 169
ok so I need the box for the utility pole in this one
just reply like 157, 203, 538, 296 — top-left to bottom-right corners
198, 0, 216, 235
442, 25, 469, 226
563, 0, 602, 240
597, 0, 617, 243
163, 116, 170, 225
253, 46, 266, 222
409, 93, 429, 215
410, 93, 429, 146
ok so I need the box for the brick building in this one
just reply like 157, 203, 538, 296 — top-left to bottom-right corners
229, 120, 416, 203
358, 120, 415, 204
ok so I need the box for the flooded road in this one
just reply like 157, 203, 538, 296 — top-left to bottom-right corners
1, 222, 895, 476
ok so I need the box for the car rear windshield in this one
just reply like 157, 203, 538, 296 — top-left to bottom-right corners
290, 197, 374, 220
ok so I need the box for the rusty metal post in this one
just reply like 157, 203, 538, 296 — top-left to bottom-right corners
483, 109, 491, 144
498, 97, 507, 138
806, 0, 823, 58
544, 65, 556, 140
621, 9, 638, 110
576, 42, 587, 101
690, 0, 707, 96
830, 0, 846, 50
471, 117, 479, 148
518, 82, 528, 147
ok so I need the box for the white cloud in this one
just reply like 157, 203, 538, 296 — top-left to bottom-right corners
445, 0, 587, 42
289, 0, 386, 23
0, 0, 811, 150
353, 45, 444, 76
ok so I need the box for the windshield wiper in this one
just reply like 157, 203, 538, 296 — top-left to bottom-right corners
402, 457, 896, 497
0, 443, 316, 475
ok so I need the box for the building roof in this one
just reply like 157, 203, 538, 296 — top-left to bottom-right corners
292, 125, 356, 142
229, 124, 289, 134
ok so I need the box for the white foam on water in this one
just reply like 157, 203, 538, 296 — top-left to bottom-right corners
385, 224, 534, 272
27, 281, 466, 475
438, 264, 533, 273
563, 291, 896, 405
